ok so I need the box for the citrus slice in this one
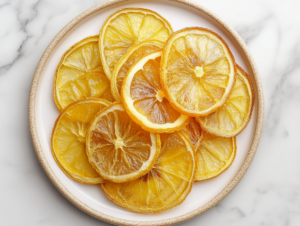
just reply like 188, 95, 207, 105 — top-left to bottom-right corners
86, 103, 161, 183
161, 27, 236, 117
111, 40, 164, 102
122, 51, 190, 133
99, 8, 173, 79
51, 98, 111, 184
101, 131, 195, 213
195, 132, 236, 181
54, 36, 114, 111
197, 65, 254, 137
182, 118, 203, 152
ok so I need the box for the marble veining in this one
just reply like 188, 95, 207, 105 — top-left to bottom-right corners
1, 0, 300, 225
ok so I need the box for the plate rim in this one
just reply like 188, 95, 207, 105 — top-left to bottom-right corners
28, 0, 265, 225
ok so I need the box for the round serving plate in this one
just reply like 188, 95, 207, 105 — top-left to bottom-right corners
29, 0, 264, 225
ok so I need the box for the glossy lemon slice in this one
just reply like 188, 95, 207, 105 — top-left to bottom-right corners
161, 27, 236, 117
54, 36, 114, 111
51, 98, 111, 183
86, 103, 161, 183
99, 8, 173, 79
101, 131, 195, 213
197, 65, 254, 137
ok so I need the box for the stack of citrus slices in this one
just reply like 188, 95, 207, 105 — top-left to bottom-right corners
51, 8, 254, 213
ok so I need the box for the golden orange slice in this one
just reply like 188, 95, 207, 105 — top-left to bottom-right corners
99, 8, 173, 79
51, 98, 111, 184
86, 103, 161, 183
197, 65, 254, 137
111, 40, 164, 102
101, 131, 195, 213
54, 36, 114, 111
195, 132, 236, 181
122, 51, 189, 133
182, 118, 203, 152
161, 27, 236, 117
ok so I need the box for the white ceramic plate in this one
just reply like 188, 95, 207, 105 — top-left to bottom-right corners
29, 0, 264, 225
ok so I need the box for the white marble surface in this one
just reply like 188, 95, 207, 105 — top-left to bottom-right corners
0, 0, 299, 225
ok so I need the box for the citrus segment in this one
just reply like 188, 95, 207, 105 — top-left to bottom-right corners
111, 40, 164, 102
182, 118, 203, 152
197, 65, 254, 137
86, 103, 161, 183
51, 98, 111, 184
54, 36, 114, 111
195, 132, 236, 181
101, 132, 195, 213
122, 51, 189, 133
161, 27, 236, 117
99, 8, 173, 79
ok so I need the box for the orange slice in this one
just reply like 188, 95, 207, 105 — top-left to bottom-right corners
99, 8, 173, 79
51, 98, 111, 184
54, 36, 114, 111
161, 27, 236, 117
111, 40, 164, 102
122, 51, 190, 133
182, 118, 203, 151
86, 103, 161, 183
195, 132, 236, 181
197, 65, 254, 137
101, 131, 195, 213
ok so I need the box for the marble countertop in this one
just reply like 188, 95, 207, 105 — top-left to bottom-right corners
1, 0, 299, 225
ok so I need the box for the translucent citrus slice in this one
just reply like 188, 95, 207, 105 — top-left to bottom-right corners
54, 36, 114, 111
99, 8, 173, 79
197, 65, 254, 137
161, 27, 236, 117
51, 98, 111, 184
182, 118, 203, 151
195, 132, 236, 181
86, 103, 160, 183
122, 51, 190, 133
111, 40, 164, 102
101, 132, 195, 213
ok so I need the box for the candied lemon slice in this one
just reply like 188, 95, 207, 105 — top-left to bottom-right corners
197, 65, 254, 137
122, 51, 189, 133
111, 40, 164, 102
99, 8, 173, 79
86, 103, 161, 183
101, 132, 195, 213
161, 28, 236, 117
195, 132, 236, 181
182, 118, 203, 151
54, 36, 114, 111
51, 98, 110, 184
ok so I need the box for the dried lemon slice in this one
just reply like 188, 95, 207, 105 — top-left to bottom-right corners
51, 98, 110, 184
99, 8, 173, 79
111, 40, 164, 102
161, 28, 236, 117
122, 51, 189, 133
101, 132, 195, 213
182, 118, 203, 151
195, 132, 236, 181
86, 103, 160, 183
197, 65, 254, 137
53, 36, 114, 111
